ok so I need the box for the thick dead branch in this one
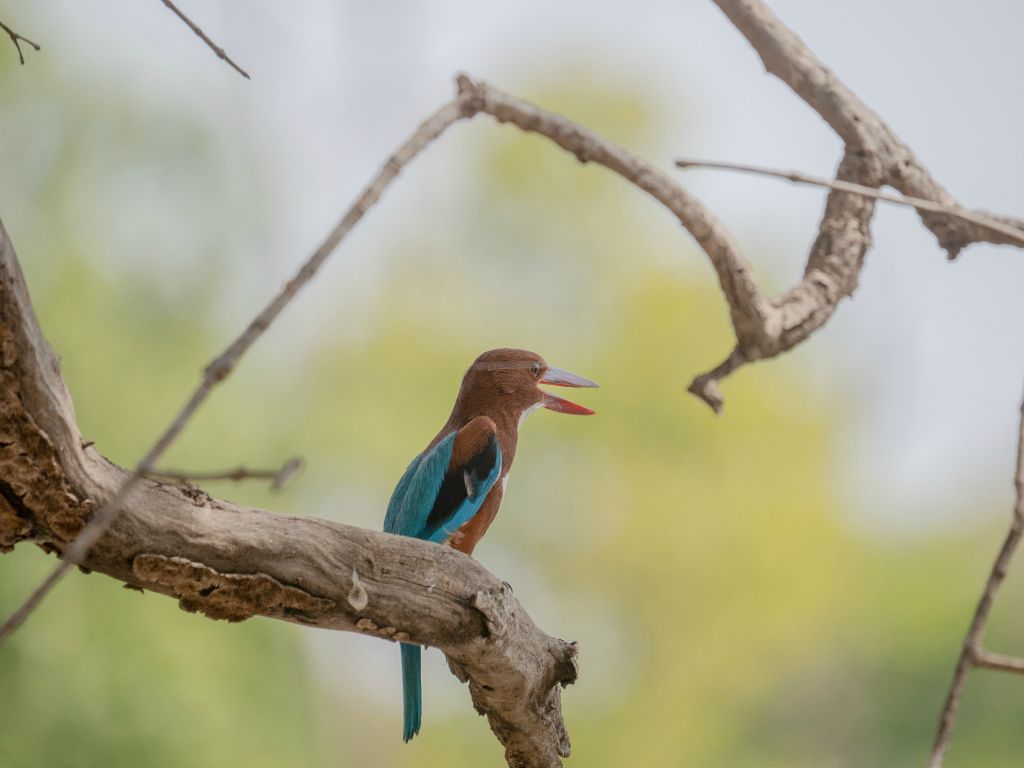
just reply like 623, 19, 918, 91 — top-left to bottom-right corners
159, 0, 250, 80
927, 389, 1024, 768
0, 19, 40, 65
0, 222, 576, 768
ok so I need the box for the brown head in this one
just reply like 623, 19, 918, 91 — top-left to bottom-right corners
449, 348, 598, 426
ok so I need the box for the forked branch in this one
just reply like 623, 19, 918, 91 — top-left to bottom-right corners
927, 392, 1024, 767
0, 19, 40, 65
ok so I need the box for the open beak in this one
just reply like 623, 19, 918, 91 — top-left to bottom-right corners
540, 366, 599, 415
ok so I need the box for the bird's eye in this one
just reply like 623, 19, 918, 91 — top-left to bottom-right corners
531, 362, 542, 377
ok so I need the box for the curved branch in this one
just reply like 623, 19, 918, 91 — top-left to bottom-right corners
675, 0, 1024, 411
451, 74, 776, 358
0, 223, 575, 767
712, 0, 1024, 257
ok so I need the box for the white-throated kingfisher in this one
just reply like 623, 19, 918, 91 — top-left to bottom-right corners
383, 348, 598, 742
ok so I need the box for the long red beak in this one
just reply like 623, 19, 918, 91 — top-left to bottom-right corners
540, 366, 599, 415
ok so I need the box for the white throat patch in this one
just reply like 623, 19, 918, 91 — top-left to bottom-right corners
518, 401, 543, 428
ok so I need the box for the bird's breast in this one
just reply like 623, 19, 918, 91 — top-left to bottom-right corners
450, 481, 504, 555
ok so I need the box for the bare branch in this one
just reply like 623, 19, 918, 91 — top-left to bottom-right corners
0, 19, 40, 65
712, 0, 1024, 258
669, 0, 1024, 412
451, 74, 776, 358
146, 456, 303, 491
0, 92, 472, 644
928, 389, 1024, 768
0, 219, 575, 767
674, 158, 1024, 249
974, 651, 1024, 676
159, 0, 250, 80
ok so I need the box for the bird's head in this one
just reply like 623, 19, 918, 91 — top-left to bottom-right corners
458, 348, 598, 420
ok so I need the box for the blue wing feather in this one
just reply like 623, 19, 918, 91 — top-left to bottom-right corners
384, 430, 502, 544
423, 451, 501, 543
383, 432, 457, 537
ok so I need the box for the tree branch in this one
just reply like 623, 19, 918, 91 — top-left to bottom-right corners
450, 74, 777, 364
145, 456, 304, 491
927, 389, 1024, 767
0, 19, 40, 65
712, 0, 1024, 258
974, 650, 1024, 676
0, 220, 576, 768
674, 158, 1024, 249
676, 0, 1024, 412
159, 0, 250, 80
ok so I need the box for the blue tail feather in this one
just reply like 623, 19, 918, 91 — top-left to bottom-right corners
400, 643, 422, 742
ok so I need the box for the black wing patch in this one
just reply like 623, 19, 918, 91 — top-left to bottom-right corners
423, 432, 499, 538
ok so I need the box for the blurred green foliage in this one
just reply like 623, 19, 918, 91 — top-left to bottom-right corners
1, 40, 1022, 768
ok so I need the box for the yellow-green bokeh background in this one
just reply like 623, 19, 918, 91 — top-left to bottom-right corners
2, 4, 1023, 766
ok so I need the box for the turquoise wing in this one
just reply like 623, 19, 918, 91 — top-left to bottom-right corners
384, 429, 502, 543
384, 432, 457, 538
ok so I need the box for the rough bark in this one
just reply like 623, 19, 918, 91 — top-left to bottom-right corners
0, 220, 576, 768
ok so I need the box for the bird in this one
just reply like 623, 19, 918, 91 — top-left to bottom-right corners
383, 348, 598, 742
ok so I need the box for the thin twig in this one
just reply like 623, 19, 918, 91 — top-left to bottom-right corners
159, 0, 250, 80
974, 650, 1024, 675
675, 158, 1024, 249
146, 456, 303, 491
928, 388, 1024, 768
0, 20, 40, 65
0, 92, 473, 645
